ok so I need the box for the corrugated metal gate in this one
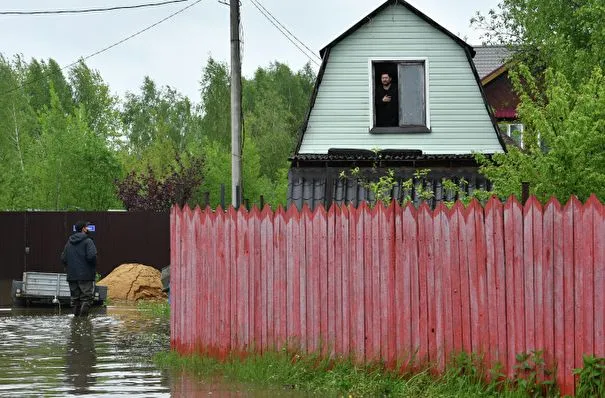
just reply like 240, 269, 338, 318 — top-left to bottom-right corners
0, 211, 169, 280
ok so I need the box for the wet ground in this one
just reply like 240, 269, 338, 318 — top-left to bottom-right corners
0, 281, 310, 397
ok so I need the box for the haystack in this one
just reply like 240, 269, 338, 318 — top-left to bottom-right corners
97, 263, 167, 301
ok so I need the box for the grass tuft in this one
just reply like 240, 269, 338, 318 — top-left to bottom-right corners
136, 299, 170, 320
154, 350, 545, 397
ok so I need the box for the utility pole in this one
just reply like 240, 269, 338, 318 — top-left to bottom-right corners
230, 0, 242, 207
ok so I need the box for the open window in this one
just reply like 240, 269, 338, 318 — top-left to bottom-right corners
498, 122, 524, 148
370, 59, 430, 133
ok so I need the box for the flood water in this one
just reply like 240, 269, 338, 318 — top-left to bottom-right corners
0, 305, 173, 397
0, 282, 310, 397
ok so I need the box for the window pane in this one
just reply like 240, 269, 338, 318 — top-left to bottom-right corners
398, 63, 425, 126
510, 124, 523, 147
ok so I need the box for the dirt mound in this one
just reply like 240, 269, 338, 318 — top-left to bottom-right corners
97, 263, 167, 301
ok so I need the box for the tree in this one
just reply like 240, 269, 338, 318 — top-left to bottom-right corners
194, 59, 315, 207
198, 58, 231, 146
0, 53, 314, 210
115, 156, 203, 211
0, 55, 37, 209
69, 61, 120, 141
23, 58, 74, 114
471, 0, 605, 85
471, 0, 605, 201
476, 66, 605, 201
196, 137, 288, 208
242, 62, 315, 180
27, 88, 122, 210
120, 76, 201, 173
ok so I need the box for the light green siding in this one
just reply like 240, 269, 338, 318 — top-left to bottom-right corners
299, 4, 503, 154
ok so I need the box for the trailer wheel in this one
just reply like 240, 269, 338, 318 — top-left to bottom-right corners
11, 280, 26, 307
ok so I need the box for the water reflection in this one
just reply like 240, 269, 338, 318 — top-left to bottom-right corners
0, 304, 312, 397
0, 307, 171, 397
65, 318, 96, 394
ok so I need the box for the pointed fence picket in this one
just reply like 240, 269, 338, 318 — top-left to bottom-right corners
170, 195, 605, 396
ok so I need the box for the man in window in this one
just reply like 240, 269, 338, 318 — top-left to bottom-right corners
375, 71, 399, 127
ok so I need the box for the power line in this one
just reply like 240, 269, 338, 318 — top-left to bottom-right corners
248, 0, 320, 65
250, 0, 321, 63
1, 0, 203, 97
247, 0, 321, 67
0, 0, 190, 16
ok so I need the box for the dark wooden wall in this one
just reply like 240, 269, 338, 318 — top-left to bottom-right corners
0, 211, 169, 280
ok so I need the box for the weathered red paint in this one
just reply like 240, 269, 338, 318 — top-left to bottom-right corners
502, 198, 515, 375
595, 196, 605, 360
351, 205, 365, 362
433, 204, 446, 370
466, 201, 481, 357
170, 195, 605, 396
418, 203, 437, 364
542, 201, 556, 379
449, 203, 463, 355
485, 198, 499, 368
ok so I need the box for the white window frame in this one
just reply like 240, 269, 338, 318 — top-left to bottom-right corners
500, 122, 524, 148
368, 57, 431, 130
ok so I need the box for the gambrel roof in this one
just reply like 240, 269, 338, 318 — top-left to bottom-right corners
293, 0, 507, 156
319, 0, 475, 58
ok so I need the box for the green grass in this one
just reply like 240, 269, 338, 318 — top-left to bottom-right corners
154, 350, 544, 397
136, 299, 170, 320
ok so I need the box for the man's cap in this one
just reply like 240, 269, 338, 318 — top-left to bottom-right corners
74, 221, 90, 232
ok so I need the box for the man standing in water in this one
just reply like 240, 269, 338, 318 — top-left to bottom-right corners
61, 221, 97, 317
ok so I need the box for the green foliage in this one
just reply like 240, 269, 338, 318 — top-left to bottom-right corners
190, 59, 313, 208
0, 55, 36, 209
344, 166, 398, 206
196, 137, 289, 209
137, 299, 170, 320
441, 177, 493, 208
121, 76, 200, 160
69, 61, 120, 141
28, 90, 122, 210
449, 352, 509, 394
471, 0, 605, 86
338, 150, 434, 207
198, 58, 231, 146
476, 66, 605, 202
512, 351, 557, 397
0, 55, 123, 210
0, 53, 313, 210
340, 160, 491, 207
242, 62, 315, 180
574, 355, 605, 398
408, 169, 435, 204
472, 0, 605, 202
23, 58, 74, 114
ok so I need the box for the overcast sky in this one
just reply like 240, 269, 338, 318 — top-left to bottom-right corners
0, 0, 499, 101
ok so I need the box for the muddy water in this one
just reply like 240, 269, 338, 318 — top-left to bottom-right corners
0, 302, 311, 397
0, 306, 171, 397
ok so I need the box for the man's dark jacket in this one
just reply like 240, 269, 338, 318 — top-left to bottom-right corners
61, 232, 97, 281
375, 84, 399, 127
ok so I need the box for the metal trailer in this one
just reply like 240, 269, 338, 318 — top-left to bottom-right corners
11, 272, 107, 307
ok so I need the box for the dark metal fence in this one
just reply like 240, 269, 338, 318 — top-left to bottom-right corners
0, 211, 169, 280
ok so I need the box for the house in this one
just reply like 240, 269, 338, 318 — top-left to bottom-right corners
473, 45, 523, 147
288, 0, 507, 209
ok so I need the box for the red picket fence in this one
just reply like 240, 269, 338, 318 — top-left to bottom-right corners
170, 196, 605, 396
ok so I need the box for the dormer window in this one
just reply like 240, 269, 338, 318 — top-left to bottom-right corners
370, 59, 430, 133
